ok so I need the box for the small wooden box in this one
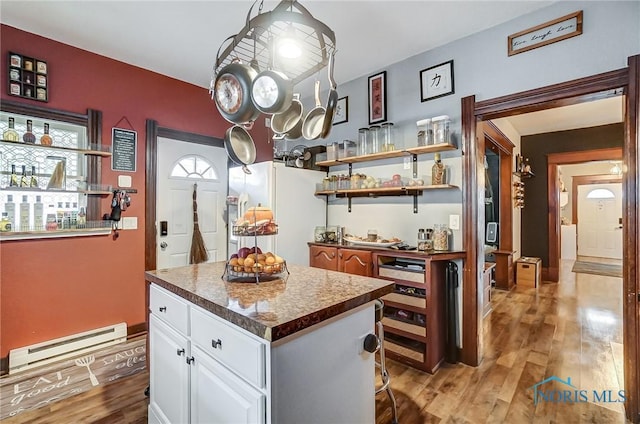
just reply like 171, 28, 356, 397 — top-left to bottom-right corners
516, 257, 541, 288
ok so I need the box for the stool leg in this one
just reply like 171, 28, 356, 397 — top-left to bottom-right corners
377, 321, 398, 424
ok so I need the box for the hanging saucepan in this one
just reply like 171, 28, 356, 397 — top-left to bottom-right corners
302, 80, 326, 141
224, 125, 256, 174
271, 93, 304, 139
320, 51, 338, 139
251, 69, 293, 115
213, 60, 260, 125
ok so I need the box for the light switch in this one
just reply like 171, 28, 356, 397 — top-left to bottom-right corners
118, 175, 132, 188
122, 216, 138, 230
449, 214, 460, 230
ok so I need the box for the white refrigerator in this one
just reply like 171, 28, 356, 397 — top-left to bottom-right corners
228, 161, 326, 266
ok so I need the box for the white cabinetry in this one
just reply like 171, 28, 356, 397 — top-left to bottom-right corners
149, 284, 266, 424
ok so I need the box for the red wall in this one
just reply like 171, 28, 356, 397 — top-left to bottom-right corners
0, 25, 270, 359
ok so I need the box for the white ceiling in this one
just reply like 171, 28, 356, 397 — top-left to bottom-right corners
1, 1, 552, 90
1, 0, 620, 134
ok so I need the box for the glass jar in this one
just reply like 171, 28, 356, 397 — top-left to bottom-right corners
326, 142, 338, 161
369, 125, 381, 154
432, 115, 450, 144
367, 229, 378, 242
380, 122, 396, 152
417, 228, 427, 251
358, 127, 370, 156
433, 224, 449, 251
417, 118, 433, 146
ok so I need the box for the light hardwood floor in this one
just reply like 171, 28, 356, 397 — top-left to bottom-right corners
2, 258, 627, 423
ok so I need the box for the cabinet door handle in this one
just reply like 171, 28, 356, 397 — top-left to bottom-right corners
176, 348, 185, 356
339, 253, 343, 259
186, 356, 195, 365
212, 339, 222, 349
159, 306, 167, 312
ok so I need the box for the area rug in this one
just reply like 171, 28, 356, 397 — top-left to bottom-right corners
571, 261, 623, 278
0, 337, 146, 420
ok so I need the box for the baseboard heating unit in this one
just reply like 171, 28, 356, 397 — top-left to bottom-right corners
9, 322, 127, 374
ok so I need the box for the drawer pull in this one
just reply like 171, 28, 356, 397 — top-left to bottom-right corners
212, 339, 222, 349
186, 356, 195, 365
159, 306, 167, 312
176, 348, 185, 356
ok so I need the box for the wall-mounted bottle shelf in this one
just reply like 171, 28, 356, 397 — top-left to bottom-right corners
315, 142, 456, 167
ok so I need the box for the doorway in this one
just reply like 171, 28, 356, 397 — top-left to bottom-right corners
144, 121, 225, 272
460, 56, 639, 422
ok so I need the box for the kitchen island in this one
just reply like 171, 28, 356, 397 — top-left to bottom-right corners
145, 261, 394, 424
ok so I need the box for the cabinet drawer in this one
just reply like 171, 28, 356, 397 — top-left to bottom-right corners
191, 307, 266, 389
150, 284, 189, 334
378, 267, 424, 284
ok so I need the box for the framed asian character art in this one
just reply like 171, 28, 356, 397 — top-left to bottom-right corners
420, 60, 454, 102
333, 96, 348, 125
368, 71, 387, 125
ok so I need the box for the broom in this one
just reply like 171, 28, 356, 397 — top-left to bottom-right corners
190, 183, 208, 264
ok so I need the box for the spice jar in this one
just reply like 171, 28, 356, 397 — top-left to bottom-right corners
417, 118, 433, 146
369, 125, 381, 154
417, 229, 427, 251
433, 224, 450, 251
358, 128, 370, 156
381, 122, 396, 152
432, 115, 450, 144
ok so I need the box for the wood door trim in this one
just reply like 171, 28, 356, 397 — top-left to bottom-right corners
462, 56, 638, 423
571, 174, 623, 225
483, 121, 515, 250
546, 148, 623, 281
144, 121, 223, 272
624, 54, 640, 424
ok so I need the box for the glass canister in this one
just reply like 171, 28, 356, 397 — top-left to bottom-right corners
433, 224, 450, 251
369, 125, 381, 154
432, 115, 450, 144
326, 142, 338, 161
381, 122, 396, 152
417, 118, 433, 146
417, 228, 427, 251
358, 127, 370, 156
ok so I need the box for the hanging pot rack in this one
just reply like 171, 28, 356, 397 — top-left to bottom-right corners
213, 0, 336, 86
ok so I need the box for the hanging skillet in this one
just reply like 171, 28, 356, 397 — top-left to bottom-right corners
320, 51, 338, 139
251, 70, 293, 115
212, 36, 260, 125
224, 125, 256, 175
302, 80, 326, 141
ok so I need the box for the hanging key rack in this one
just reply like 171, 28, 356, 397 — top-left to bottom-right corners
213, 0, 336, 86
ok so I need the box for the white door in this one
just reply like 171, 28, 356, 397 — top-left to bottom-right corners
157, 137, 227, 269
148, 315, 189, 424
577, 183, 623, 259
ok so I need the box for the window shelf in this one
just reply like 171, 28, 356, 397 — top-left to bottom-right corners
0, 139, 111, 157
0, 224, 112, 241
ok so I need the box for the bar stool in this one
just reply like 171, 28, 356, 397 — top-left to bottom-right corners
364, 299, 399, 424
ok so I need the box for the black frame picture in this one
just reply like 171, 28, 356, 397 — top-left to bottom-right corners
368, 71, 387, 125
420, 60, 454, 102
333, 96, 348, 125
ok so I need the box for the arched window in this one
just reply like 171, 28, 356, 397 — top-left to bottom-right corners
586, 188, 615, 199
170, 155, 217, 180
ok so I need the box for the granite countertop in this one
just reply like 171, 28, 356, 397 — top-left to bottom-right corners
145, 262, 394, 343
308, 242, 466, 261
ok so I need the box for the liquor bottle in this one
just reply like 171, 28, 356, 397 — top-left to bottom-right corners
23, 120, 36, 144
30, 165, 38, 188
9, 164, 19, 187
33, 195, 44, 231
40, 123, 53, 146
77, 207, 87, 228
19, 195, 30, 231
3, 117, 19, 141
4, 195, 15, 230
431, 153, 447, 185
0, 212, 11, 232
20, 165, 30, 187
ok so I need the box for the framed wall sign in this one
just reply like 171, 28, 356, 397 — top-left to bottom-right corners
420, 60, 454, 102
508, 10, 583, 56
111, 128, 137, 172
333, 96, 348, 125
368, 71, 387, 125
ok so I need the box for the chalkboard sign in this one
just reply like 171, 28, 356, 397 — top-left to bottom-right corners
111, 128, 137, 172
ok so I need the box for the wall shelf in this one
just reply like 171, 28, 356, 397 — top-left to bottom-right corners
0, 139, 111, 157
315, 142, 456, 167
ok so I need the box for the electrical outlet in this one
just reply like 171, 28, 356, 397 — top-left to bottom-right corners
403, 156, 411, 170
449, 214, 460, 230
